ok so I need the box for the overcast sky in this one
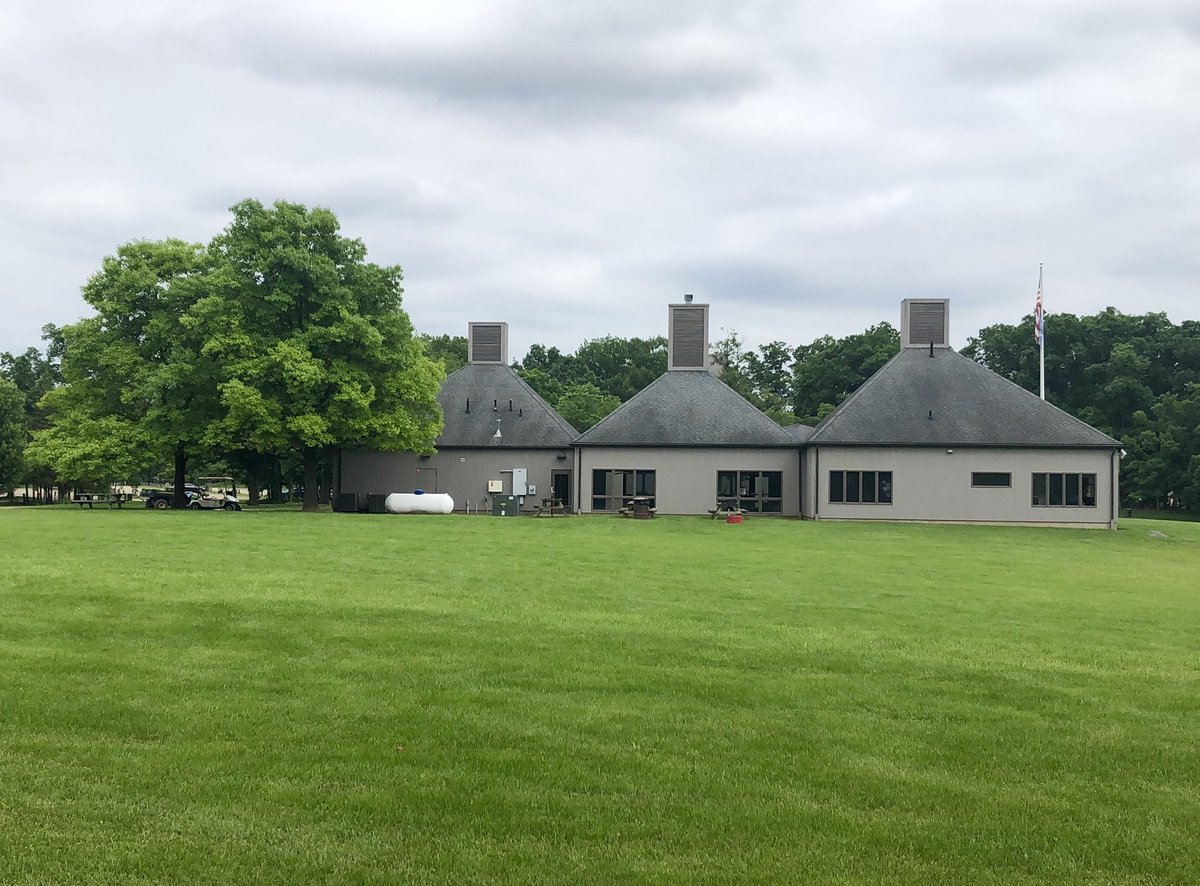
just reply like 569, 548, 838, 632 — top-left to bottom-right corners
2, 0, 1197, 362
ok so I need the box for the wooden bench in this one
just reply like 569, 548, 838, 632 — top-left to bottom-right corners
72, 493, 131, 510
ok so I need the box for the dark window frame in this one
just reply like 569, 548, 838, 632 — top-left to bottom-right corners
971, 472, 1012, 488
828, 470, 893, 505
1031, 472, 1097, 508
717, 470, 784, 513
591, 468, 656, 511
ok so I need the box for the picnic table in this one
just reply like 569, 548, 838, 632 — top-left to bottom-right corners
619, 496, 656, 519
533, 497, 567, 517
708, 499, 745, 519
72, 493, 132, 510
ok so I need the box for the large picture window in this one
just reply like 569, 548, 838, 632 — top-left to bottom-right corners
717, 470, 783, 513
592, 469, 656, 511
829, 470, 892, 504
1032, 473, 1096, 507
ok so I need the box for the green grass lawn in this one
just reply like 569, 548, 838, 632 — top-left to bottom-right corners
1, 509, 1197, 884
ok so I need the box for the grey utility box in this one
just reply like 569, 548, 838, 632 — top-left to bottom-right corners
491, 495, 519, 517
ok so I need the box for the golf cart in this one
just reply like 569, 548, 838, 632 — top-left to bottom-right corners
188, 477, 243, 511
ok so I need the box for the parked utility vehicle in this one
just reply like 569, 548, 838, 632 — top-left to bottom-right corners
143, 483, 201, 509
188, 477, 242, 511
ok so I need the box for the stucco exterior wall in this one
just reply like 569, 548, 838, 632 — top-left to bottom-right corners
340, 448, 573, 513
576, 447, 800, 516
802, 445, 1120, 527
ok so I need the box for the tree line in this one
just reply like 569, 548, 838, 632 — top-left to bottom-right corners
3, 211, 1196, 511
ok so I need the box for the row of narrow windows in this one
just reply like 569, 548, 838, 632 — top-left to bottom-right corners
591, 469, 784, 512
589, 469, 1099, 509
830, 470, 1097, 507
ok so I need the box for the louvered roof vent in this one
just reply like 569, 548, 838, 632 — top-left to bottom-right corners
668, 302, 709, 371
468, 322, 508, 364
901, 299, 950, 349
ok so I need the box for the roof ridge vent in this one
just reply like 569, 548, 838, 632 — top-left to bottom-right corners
901, 299, 949, 349
468, 322, 508, 364
668, 300, 709, 371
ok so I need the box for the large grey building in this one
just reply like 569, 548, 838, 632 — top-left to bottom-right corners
800, 299, 1122, 527
342, 298, 1121, 527
339, 322, 578, 513
573, 300, 800, 515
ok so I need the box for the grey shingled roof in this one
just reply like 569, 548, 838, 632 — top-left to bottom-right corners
437, 363, 577, 448
807, 347, 1121, 448
575, 370, 796, 447
786, 423, 816, 443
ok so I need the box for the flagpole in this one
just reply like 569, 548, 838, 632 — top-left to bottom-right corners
1037, 263, 1045, 400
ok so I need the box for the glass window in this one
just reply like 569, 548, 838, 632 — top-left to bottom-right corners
1049, 473, 1064, 506
1032, 473, 1047, 506
716, 470, 784, 513
1082, 474, 1097, 507
1065, 473, 1080, 506
972, 472, 1011, 488
829, 470, 892, 505
1032, 473, 1097, 508
592, 469, 655, 510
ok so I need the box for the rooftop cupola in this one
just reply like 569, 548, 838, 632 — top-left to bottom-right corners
900, 298, 950, 350
468, 322, 508, 364
667, 295, 709, 371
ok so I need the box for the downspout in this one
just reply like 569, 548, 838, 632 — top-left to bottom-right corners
1110, 448, 1118, 530
575, 446, 582, 515
814, 447, 820, 520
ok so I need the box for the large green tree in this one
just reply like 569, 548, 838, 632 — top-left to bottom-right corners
791, 323, 900, 425
554, 383, 620, 432
0, 378, 25, 492
200, 199, 443, 512
29, 240, 213, 502
0, 331, 63, 497
419, 333, 468, 375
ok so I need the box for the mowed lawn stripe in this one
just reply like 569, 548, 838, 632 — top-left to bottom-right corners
1, 510, 1197, 883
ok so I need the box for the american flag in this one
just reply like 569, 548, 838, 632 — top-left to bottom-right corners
1033, 270, 1044, 346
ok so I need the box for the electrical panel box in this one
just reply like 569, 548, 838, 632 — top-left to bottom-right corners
527, 484, 537, 496
491, 495, 519, 517
511, 468, 528, 496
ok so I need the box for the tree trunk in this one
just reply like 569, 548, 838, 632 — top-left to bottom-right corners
171, 444, 189, 509
269, 457, 283, 503
320, 449, 334, 507
302, 447, 320, 512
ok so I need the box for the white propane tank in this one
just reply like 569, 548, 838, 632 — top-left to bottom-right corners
383, 492, 454, 514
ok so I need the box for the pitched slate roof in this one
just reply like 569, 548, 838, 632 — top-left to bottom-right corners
786, 423, 816, 443
575, 370, 796, 447
807, 347, 1121, 448
437, 363, 577, 449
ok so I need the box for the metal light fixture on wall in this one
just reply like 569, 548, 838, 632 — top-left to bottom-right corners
492, 419, 502, 440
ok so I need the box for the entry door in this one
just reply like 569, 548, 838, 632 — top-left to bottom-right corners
414, 467, 437, 492
552, 471, 571, 509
